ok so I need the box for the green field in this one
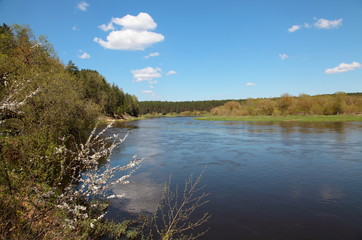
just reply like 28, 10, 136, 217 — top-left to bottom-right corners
196, 115, 362, 122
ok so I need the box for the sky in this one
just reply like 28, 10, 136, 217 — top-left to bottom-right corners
1, 0, 361, 101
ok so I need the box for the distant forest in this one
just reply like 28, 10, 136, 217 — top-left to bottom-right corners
139, 92, 362, 115
139, 100, 240, 115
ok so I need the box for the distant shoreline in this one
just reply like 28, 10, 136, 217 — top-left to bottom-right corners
99, 114, 362, 123
195, 114, 362, 122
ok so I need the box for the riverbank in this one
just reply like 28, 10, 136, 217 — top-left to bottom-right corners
196, 114, 362, 122
98, 116, 147, 124
98, 112, 195, 125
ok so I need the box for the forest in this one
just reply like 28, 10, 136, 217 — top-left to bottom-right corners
139, 92, 362, 116
0, 24, 143, 239
139, 99, 240, 115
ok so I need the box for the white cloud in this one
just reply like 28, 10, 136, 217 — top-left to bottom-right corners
279, 53, 289, 60
142, 89, 160, 99
325, 62, 361, 74
72, 26, 78, 31
246, 82, 256, 86
142, 90, 153, 94
149, 86, 154, 89
144, 52, 160, 59
289, 18, 343, 32
94, 30, 164, 50
166, 70, 177, 76
131, 67, 162, 82
314, 18, 343, 29
77, 1, 89, 11
99, 22, 115, 31
112, 12, 157, 31
304, 23, 311, 28
79, 52, 91, 59
95, 12, 164, 51
288, 25, 301, 32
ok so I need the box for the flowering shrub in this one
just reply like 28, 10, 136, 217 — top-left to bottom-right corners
56, 122, 143, 230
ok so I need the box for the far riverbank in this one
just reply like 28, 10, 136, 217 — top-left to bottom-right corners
196, 114, 362, 122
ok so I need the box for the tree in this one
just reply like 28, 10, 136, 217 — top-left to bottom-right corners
66, 60, 79, 75
277, 93, 294, 115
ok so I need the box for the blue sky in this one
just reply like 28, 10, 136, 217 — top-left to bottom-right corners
1, 0, 361, 101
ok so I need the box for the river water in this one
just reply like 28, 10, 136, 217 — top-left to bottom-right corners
105, 117, 362, 240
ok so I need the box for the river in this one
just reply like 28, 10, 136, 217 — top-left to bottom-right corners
104, 117, 362, 240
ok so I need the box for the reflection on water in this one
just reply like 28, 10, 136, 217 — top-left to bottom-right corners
110, 172, 162, 213
319, 184, 345, 203
106, 117, 362, 240
225, 121, 352, 140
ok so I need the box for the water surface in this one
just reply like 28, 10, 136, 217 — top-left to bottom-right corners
106, 117, 362, 240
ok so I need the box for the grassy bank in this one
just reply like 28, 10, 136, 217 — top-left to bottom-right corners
98, 116, 147, 124
196, 115, 362, 122
97, 114, 178, 125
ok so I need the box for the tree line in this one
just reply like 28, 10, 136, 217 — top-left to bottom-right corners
139, 99, 243, 115
210, 93, 362, 116
140, 92, 362, 116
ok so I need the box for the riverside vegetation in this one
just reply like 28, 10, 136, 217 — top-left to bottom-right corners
202, 93, 362, 121
139, 93, 362, 122
0, 24, 209, 239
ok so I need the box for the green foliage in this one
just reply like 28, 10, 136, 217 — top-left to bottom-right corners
210, 93, 362, 117
139, 99, 243, 115
140, 93, 362, 117
197, 114, 362, 122
77, 69, 139, 117
100, 220, 140, 240
0, 24, 140, 239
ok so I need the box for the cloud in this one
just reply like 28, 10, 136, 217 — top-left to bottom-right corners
149, 86, 154, 89
131, 67, 162, 82
94, 30, 164, 50
246, 82, 256, 86
314, 18, 343, 29
279, 53, 289, 60
78, 52, 91, 59
141, 89, 160, 99
148, 80, 158, 84
144, 52, 160, 59
325, 62, 361, 74
288, 25, 301, 33
142, 90, 153, 94
94, 12, 164, 50
288, 18, 343, 32
77, 1, 89, 11
99, 22, 115, 31
166, 70, 177, 76
112, 12, 157, 31
72, 26, 78, 31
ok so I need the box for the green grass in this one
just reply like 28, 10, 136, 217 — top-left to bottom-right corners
195, 114, 362, 122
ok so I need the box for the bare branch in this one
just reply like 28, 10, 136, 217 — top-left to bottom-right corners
151, 172, 211, 240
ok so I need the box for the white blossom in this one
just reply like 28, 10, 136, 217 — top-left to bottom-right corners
55, 122, 143, 227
